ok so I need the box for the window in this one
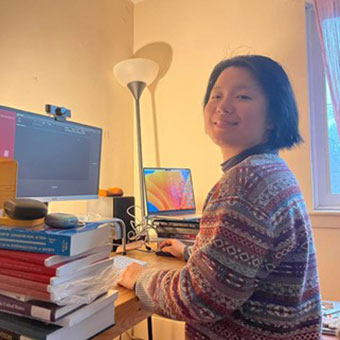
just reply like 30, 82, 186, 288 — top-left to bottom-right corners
306, 3, 340, 210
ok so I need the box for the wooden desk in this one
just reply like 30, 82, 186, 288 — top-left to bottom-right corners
95, 250, 336, 340
94, 249, 184, 339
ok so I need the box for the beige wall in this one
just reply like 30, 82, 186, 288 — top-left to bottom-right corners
1, 0, 338, 301
134, 0, 340, 299
0, 0, 135, 214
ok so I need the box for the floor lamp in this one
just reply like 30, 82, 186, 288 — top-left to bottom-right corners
114, 58, 159, 340
113, 58, 159, 232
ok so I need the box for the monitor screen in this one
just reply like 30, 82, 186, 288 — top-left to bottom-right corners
0, 105, 102, 202
144, 168, 196, 214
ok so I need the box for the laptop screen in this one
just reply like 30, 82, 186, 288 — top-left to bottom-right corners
144, 168, 196, 215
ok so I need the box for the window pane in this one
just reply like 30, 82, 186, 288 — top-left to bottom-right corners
327, 80, 340, 194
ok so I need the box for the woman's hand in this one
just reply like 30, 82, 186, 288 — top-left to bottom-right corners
117, 263, 144, 290
159, 239, 186, 259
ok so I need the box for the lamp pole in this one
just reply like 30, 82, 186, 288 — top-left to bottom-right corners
127, 81, 147, 220
114, 59, 158, 340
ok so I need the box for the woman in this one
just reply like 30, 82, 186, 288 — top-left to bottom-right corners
118, 55, 322, 340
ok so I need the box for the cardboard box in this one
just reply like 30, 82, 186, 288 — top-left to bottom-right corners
0, 158, 17, 210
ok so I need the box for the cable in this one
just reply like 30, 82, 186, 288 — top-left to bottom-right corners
125, 204, 155, 244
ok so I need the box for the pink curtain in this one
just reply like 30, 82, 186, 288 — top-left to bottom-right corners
313, 0, 340, 136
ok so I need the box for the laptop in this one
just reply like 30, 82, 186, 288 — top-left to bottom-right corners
143, 167, 201, 221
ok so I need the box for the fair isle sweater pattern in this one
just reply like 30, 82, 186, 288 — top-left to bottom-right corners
135, 153, 322, 340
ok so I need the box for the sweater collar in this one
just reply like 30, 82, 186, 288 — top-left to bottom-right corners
221, 144, 278, 173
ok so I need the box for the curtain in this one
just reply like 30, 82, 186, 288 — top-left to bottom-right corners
313, 0, 340, 136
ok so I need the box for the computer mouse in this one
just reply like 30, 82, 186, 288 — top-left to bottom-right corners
155, 249, 174, 257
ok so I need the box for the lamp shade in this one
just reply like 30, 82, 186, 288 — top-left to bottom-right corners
114, 58, 159, 86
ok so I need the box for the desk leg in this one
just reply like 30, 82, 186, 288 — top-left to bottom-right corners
94, 297, 150, 339
147, 316, 153, 340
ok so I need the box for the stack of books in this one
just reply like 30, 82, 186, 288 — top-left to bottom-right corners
153, 219, 200, 245
0, 221, 118, 339
322, 300, 340, 336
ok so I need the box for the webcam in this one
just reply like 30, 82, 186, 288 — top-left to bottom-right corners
45, 104, 71, 122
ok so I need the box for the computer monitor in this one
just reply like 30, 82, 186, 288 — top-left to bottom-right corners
0, 105, 102, 202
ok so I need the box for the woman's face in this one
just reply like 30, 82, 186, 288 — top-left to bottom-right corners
204, 66, 271, 158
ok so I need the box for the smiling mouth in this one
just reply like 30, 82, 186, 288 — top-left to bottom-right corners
213, 120, 238, 127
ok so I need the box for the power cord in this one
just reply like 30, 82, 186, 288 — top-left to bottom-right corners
126, 205, 156, 243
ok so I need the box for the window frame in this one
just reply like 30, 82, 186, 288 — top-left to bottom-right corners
306, 3, 340, 210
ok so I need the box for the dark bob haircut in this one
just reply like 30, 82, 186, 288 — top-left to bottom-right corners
203, 55, 303, 150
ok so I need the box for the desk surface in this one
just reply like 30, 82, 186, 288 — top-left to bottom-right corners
95, 249, 335, 340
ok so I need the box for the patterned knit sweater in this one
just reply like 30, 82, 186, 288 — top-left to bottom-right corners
136, 153, 322, 340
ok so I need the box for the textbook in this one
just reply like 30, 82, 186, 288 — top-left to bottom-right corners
0, 257, 113, 290
0, 282, 58, 301
0, 293, 88, 322
0, 249, 111, 276
156, 232, 196, 241
322, 300, 340, 335
153, 219, 200, 229
156, 226, 199, 235
0, 258, 114, 302
0, 221, 113, 256
54, 290, 117, 327
0, 302, 115, 340
0, 290, 117, 323
0, 244, 111, 266
0, 256, 113, 285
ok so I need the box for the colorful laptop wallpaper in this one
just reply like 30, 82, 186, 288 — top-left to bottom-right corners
144, 168, 196, 214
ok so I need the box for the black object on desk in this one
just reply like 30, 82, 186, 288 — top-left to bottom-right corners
4, 199, 47, 220
155, 249, 174, 257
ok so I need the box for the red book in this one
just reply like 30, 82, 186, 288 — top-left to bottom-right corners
0, 244, 111, 266
0, 249, 111, 276
0, 282, 52, 301
0, 258, 114, 292
0, 257, 114, 285
0, 258, 114, 302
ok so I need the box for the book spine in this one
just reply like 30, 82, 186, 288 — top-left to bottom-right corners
0, 283, 51, 301
0, 235, 71, 256
156, 226, 199, 235
0, 260, 56, 276
0, 268, 52, 284
0, 327, 33, 340
156, 232, 197, 240
0, 275, 48, 293
0, 221, 110, 256
153, 221, 199, 229
0, 251, 47, 266
0, 294, 57, 322
0, 294, 33, 319
155, 236, 194, 245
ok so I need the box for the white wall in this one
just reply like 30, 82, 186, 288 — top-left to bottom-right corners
0, 0, 135, 214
